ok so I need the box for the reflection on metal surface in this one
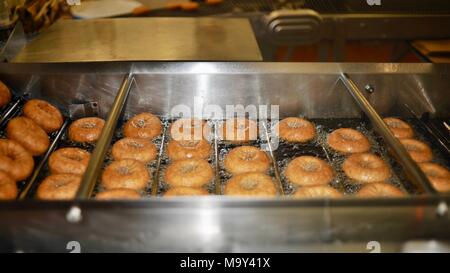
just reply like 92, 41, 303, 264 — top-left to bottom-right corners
13, 18, 262, 62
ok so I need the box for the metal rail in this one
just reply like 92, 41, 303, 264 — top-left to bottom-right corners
0, 97, 24, 128
19, 119, 70, 199
75, 73, 133, 198
340, 72, 436, 194
261, 121, 285, 195
150, 123, 168, 197
213, 121, 222, 195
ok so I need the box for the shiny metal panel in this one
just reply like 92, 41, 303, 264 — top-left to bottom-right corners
12, 18, 262, 63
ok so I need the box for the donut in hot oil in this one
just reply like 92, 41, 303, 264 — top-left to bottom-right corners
23, 99, 63, 133
6, 116, 49, 156
0, 139, 34, 181
68, 117, 105, 143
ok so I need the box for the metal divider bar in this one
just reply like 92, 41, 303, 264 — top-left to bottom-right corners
0, 97, 24, 128
19, 118, 70, 199
340, 72, 436, 194
75, 73, 133, 199
150, 123, 168, 197
261, 121, 285, 195
213, 121, 222, 195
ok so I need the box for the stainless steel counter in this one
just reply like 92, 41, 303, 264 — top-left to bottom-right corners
12, 18, 262, 62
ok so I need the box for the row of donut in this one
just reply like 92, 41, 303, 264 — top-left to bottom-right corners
0, 84, 62, 199
384, 117, 450, 193
35, 114, 450, 199
97, 114, 213, 199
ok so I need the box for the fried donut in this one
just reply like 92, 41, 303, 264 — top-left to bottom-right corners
167, 139, 211, 161
285, 156, 334, 186
343, 153, 390, 183
0, 171, 17, 200
224, 172, 277, 197
68, 117, 105, 143
48, 148, 90, 175
275, 117, 316, 143
292, 185, 342, 199
0, 80, 11, 108
419, 163, 450, 193
164, 187, 209, 197
357, 182, 405, 198
101, 159, 149, 191
0, 139, 34, 181
23, 99, 63, 133
383, 117, 414, 139
6, 116, 49, 156
112, 137, 157, 163
327, 128, 370, 154
95, 188, 141, 200
165, 158, 213, 187
224, 146, 270, 175
124, 112, 162, 140
36, 174, 82, 200
170, 118, 210, 141
400, 139, 432, 163
220, 118, 258, 143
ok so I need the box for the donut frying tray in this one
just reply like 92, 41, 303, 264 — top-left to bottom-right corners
0, 62, 449, 252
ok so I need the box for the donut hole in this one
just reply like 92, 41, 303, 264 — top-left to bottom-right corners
339, 132, 360, 141
359, 160, 379, 169
127, 141, 144, 149
238, 150, 257, 161
116, 166, 131, 175
64, 154, 84, 162
179, 140, 200, 148
240, 178, 258, 190
287, 121, 305, 128
404, 144, 421, 152
300, 161, 320, 172
80, 123, 97, 129
133, 119, 147, 128
386, 120, 406, 129
180, 164, 198, 174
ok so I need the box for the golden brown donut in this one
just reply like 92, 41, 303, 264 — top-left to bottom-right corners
275, 117, 316, 143
0, 139, 34, 181
400, 139, 433, 163
124, 112, 162, 140
23, 99, 63, 133
0, 171, 17, 200
48, 147, 90, 175
292, 185, 342, 199
36, 174, 82, 200
170, 118, 210, 141
165, 158, 213, 187
224, 172, 277, 197
224, 146, 270, 175
356, 182, 406, 198
112, 137, 157, 163
164, 187, 209, 197
167, 139, 211, 161
95, 188, 141, 200
285, 156, 334, 186
220, 118, 258, 143
6, 116, 49, 156
343, 153, 391, 183
101, 159, 150, 191
327, 128, 370, 154
419, 163, 450, 193
68, 117, 105, 143
0, 80, 11, 108
383, 117, 414, 139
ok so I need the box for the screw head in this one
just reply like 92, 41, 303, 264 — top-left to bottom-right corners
364, 84, 375, 94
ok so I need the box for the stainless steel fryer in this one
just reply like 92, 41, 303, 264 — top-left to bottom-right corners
0, 62, 449, 252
